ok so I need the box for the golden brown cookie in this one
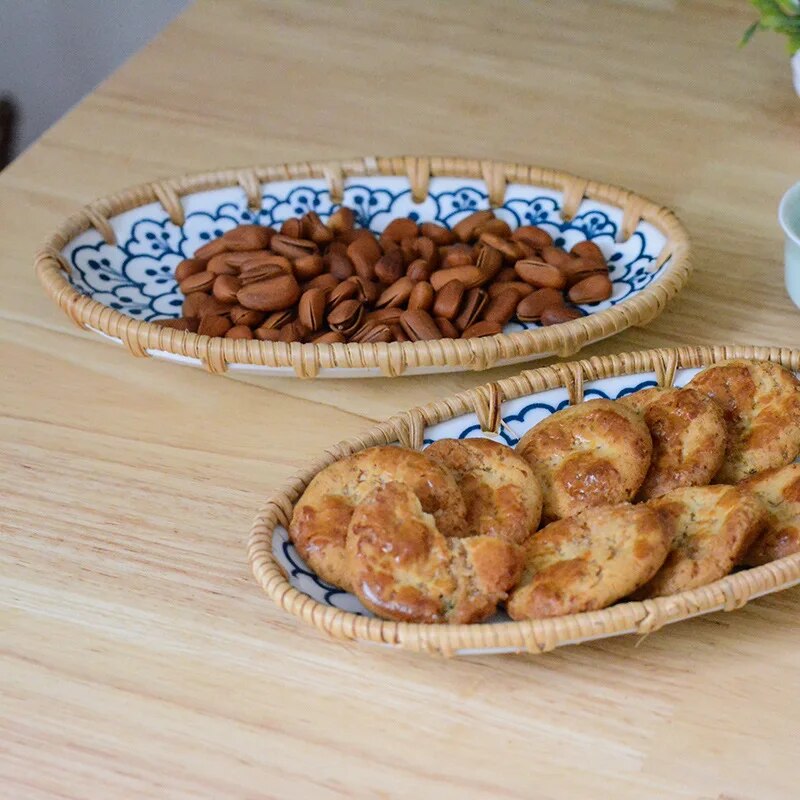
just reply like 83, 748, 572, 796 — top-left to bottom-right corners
424, 437, 542, 544
346, 482, 521, 623
289, 446, 467, 590
633, 485, 767, 598
506, 503, 670, 620
514, 399, 652, 521
687, 359, 800, 483
739, 463, 800, 566
620, 387, 727, 500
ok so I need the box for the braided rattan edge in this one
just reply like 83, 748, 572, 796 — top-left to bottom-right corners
36, 156, 692, 377
247, 344, 800, 657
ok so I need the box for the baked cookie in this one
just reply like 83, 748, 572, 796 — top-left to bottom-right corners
687, 359, 800, 483
424, 437, 542, 544
739, 463, 800, 566
633, 485, 767, 598
514, 399, 652, 521
346, 482, 521, 623
506, 503, 670, 620
289, 446, 467, 590
620, 387, 727, 500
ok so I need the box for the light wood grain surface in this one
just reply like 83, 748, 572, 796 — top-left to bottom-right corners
2, 1, 800, 798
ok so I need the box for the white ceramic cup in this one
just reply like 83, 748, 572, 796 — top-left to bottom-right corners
779, 181, 800, 310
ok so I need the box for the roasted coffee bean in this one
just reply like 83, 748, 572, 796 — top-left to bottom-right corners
226, 325, 254, 340
327, 280, 359, 309
570, 240, 605, 264
179, 271, 216, 294
222, 224, 274, 251
305, 273, 340, 292
487, 281, 534, 299
312, 330, 347, 344
399, 309, 442, 341
454, 288, 488, 331
474, 219, 512, 239
559, 257, 606, 287
482, 288, 519, 325
514, 260, 567, 290
479, 232, 524, 261
432, 279, 465, 320
347, 276, 381, 305
568, 273, 613, 304
419, 222, 455, 246
415, 236, 439, 268
512, 225, 553, 249
328, 251, 355, 280
376, 276, 414, 308
374, 250, 405, 284
406, 259, 433, 282
327, 207, 355, 233
366, 307, 403, 325
262, 308, 296, 329
436, 317, 459, 339
298, 288, 328, 331
175, 258, 207, 282
327, 299, 364, 334
194, 238, 230, 260
293, 254, 325, 281
280, 218, 304, 238
213, 274, 242, 304
279, 321, 311, 343
239, 262, 288, 286
182, 291, 211, 318
253, 326, 282, 341
198, 315, 232, 337
541, 245, 573, 269
303, 211, 334, 245
381, 217, 419, 242
236, 273, 301, 311
441, 245, 474, 269
350, 322, 393, 343
230, 305, 265, 327
206, 253, 241, 276
408, 281, 435, 312
430, 266, 483, 291
476, 245, 504, 281
516, 288, 565, 322
461, 320, 502, 338
495, 267, 518, 282
390, 322, 409, 342
271, 234, 318, 260
541, 305, 584, 325
453, 210, 495, 242
347, 236, 382, 279
202, 296, 237, 317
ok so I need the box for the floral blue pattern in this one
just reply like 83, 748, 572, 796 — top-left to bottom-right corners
64, 178, 666, 324
275, 375, 661, 614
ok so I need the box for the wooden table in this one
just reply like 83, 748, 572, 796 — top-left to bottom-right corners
3, 2, 800, 797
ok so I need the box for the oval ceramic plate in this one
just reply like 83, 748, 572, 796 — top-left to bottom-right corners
249, 345, 800, 656
37, 157, 691, 377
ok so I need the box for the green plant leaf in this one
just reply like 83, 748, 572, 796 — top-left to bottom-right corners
741, 20, 761, 45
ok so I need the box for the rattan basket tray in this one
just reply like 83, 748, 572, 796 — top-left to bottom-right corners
248, 345, 800, 657
36, 156, 691, 377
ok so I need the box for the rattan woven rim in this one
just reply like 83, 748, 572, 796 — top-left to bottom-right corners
35, 156, 692, 377
247, 344, 800, 656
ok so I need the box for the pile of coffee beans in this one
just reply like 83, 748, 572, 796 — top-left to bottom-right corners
159, 208, 612, 342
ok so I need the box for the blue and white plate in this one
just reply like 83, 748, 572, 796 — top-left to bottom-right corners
51, 167, 689, 377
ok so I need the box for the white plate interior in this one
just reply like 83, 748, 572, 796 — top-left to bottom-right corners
63, 176, 669, 377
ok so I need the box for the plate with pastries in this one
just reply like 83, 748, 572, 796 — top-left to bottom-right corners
249, 345, 800, 656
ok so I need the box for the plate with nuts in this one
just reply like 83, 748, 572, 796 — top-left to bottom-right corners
37, 156, 691, 377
